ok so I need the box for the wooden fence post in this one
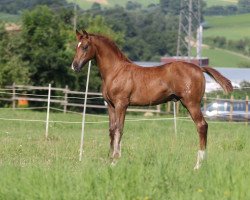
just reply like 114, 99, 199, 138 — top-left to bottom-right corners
64, 85, 68, 114
12, 82, 16, 109
246, 95, 249, 126
230, 95, 234, 122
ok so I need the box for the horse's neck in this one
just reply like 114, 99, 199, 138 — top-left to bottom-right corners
93, 37, 130, 80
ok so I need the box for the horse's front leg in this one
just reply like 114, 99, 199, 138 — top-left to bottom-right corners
107, 104, 116, 157
112, 102, 127, 160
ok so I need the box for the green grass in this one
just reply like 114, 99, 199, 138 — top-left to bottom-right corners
69, 0, 239, 9
67, 0, 159, 9
0, 109, 250, 199
0, 12, 20, 23
204, 14, 250, 41
205, 0, 238, 7
202, 13, 250, 67
69, 0, 240, 9
199, 47, 250, 67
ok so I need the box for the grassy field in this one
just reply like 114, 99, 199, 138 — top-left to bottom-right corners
204, 0, 238, 7
202, 13, 250, 67
197, 46, 250, 67
0, 12, 20, 23
69, 0, 239, 9
204, 14, 250, 41
0, 109, 250, 199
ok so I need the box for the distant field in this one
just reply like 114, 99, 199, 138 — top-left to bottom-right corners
199, 47, 250, 68
67, 0, 159, 9
69, 0, 239, 9
204, 0, 238, 7
202, 13, 250, 67
0, 109, 250, 199
204, 14, 250, 41
0, 12, 20, 23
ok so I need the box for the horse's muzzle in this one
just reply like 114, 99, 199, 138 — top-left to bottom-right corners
71, 61, 81, 72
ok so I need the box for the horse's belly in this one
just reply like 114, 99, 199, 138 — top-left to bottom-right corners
129, 89, 172, 106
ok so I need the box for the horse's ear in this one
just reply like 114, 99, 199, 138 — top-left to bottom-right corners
76, 29, 83, 41
81, 29, 89, 39
76, 29, 89, 41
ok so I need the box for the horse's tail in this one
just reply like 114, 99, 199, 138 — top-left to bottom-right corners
201, 66, 233, 94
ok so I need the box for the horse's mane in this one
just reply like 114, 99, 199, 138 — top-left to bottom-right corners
90, 34, 131, 63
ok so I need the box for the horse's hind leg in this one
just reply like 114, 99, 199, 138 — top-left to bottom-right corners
181, 100, 208, 169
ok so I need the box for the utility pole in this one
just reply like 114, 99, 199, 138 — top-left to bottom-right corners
73, 0, 77, 31
176, 0, 201, 60
188, 0, 192, 59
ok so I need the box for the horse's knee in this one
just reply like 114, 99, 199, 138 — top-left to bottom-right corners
197, 121, 208, 135
109, 124, 116, 137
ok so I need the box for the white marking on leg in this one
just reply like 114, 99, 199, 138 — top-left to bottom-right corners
71, 64, 75, 70
194, 150, 206, 170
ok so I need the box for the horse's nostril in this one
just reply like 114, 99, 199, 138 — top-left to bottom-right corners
71, 61, 78, 70
73, 61, 78, 66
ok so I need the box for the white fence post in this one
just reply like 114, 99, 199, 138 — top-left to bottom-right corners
45, 84, 51, 139
173, 101, 177, 135
79, 61, 92, 161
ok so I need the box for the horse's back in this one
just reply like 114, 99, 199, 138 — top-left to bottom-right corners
128, 61, 205, 105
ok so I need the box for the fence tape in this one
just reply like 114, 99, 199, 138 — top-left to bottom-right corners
0, 115, 247, 125
0, 107, 47, 110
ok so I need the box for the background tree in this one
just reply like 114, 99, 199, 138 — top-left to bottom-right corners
238, 0, 250, 13
0, 23, 29, 87
21, 5, 75, 88
0, 0, 72, 14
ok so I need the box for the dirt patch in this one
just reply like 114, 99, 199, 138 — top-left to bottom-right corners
5, 23, 21, 32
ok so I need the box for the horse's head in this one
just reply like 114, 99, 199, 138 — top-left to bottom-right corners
71, 30, 95, 72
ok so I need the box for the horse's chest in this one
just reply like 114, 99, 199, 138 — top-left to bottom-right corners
102, 80, 131, 102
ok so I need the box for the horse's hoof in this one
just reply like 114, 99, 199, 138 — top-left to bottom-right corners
194, 164, 201, 170
110, 160, 117, 167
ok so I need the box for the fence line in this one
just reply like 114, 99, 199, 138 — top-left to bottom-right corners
0, 114, 247, 125
1, 84, 164, 114
0, 106, 46, 110
0, 84, 250, 118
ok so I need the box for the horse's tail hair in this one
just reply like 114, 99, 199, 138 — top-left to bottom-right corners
201, 66, 233, 94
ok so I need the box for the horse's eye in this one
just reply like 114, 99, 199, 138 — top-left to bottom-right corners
82, 45, 88, 51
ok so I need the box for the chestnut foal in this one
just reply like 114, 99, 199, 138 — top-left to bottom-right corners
71, 30, 233, 169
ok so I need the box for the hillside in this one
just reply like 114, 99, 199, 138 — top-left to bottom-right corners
201, 13, 250, 68
204, 13, 250, 41
0, 12, 20, 23
66, 0, 159, 9
205, 0, 238, 7
201, 47, 250, 68
67, 0, 239, 9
